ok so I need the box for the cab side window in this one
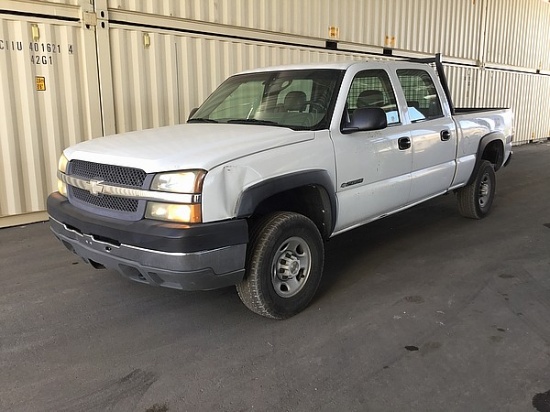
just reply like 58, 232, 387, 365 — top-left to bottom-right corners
345, 70, 400, 125
396, 69, 443, 122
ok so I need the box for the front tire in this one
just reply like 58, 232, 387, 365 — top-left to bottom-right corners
457, 160, 496, 219
237, 212, 324, 319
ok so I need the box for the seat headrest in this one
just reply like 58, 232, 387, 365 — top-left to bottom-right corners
357, 90, 384, 108
284, 91, 307, 112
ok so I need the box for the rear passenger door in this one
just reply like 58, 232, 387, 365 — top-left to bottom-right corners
396, 69, 457, 203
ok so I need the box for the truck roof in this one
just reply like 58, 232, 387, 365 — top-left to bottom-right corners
236, 59, 430, 75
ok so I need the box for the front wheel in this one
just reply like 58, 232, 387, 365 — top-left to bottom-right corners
457, 160, 496, 219
237, 212, 324, 319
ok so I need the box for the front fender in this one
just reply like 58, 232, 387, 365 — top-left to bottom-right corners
236, 170, 337, 233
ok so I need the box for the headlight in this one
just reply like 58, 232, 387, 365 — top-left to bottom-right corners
151, 170, 205, 193
146, 202, 202, 223
57, 179, 68, 197
57, 153, 69, 197
58, 153, 68, 173
147, 170, 206, 223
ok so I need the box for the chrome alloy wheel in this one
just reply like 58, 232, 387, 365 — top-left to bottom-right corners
271, 236, 312, 298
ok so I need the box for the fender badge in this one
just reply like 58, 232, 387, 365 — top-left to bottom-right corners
341, 178, 364, 188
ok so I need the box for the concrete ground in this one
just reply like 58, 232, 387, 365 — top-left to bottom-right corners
1, 143, 549, 412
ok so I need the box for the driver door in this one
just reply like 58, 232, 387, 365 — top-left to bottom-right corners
331, 69, 413, 233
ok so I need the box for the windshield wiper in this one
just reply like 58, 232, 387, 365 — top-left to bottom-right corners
227, 118, 279, 126
188, 118, 218, 123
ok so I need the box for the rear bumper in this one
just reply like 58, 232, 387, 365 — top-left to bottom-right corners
47, 193, 248, 291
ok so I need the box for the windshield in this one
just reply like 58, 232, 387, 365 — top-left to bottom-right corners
189, 69, 343, 130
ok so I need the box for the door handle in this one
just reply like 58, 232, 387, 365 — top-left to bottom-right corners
398, 136, 411, 150
440, 130, 451, 141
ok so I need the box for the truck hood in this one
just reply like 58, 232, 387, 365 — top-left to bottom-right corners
65, 124, 315, 173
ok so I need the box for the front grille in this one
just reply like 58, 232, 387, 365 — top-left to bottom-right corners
72, 187, 139, 212
67, 160, 148, 220
70, 160, 146, 187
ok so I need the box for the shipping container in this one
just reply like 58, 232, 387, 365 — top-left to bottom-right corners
0, 4, 102, 227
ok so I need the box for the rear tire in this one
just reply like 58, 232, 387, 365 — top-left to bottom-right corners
457, 160, 496, 219
237, 212, 324, 319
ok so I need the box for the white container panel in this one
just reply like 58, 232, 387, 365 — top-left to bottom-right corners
333, 0, 482, 62
2, 0, 82, 14
107, 0, 550, 70
0, 17, 100, 225
484, 0, 550, 70
109, 29, 182, 133
30, 0, 81, 5
444, 64, 479, 108
108, 0, 484, 61
522, 74, 550, 142
108, 0, 327, 40
478, 69, 550, 144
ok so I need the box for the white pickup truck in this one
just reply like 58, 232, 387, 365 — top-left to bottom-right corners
48, 55, 513, 319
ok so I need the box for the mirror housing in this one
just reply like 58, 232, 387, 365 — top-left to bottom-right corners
342, 107, 388, 134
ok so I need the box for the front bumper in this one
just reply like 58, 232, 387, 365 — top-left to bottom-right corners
47, 193, 248, 291
503, 151, 513, 167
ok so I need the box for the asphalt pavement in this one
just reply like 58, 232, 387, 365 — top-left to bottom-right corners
1, 142, 549, 412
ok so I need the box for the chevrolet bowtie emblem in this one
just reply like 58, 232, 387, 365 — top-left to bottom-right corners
87, 179, 105, 196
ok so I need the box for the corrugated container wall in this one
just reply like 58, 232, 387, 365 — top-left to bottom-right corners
110, 0, 484, 60
109, 0, 548, 67
479, 70, 550, 142
0, 1, 102, 227
1, 0, 550, 227
484, 0, 550, 71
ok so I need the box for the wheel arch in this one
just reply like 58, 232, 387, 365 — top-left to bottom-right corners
467, 132, 505, 184
235, 170, 336, 239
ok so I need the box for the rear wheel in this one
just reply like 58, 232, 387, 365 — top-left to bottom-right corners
237, 212, 324, 319
457, 160, 496, 219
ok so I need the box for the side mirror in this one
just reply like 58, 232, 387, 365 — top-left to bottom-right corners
342, 107, 387, 134
188, 107, 199, 120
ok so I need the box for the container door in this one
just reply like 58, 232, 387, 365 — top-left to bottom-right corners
0, 1, 102, 227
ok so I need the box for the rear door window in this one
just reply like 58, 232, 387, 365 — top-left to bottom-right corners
396, 69, 443, 122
